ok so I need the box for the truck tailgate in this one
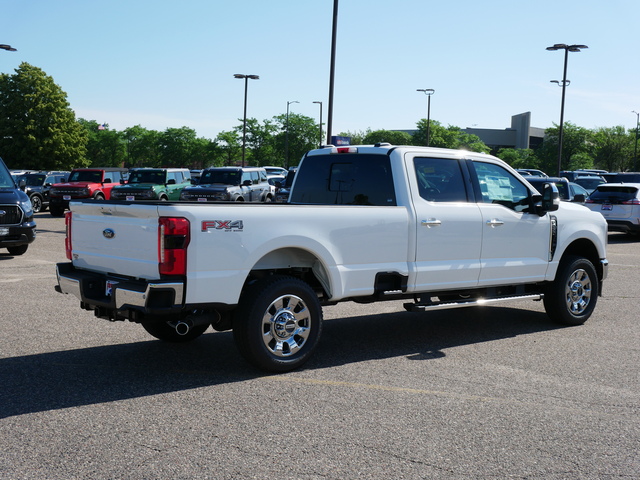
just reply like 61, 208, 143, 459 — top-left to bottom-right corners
69, 202, 161, 279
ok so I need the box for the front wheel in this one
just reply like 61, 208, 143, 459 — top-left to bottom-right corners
544, 255, 599, 326
50, 206, 65, 217
7, 245, 28, 256
233, 275, 323, 372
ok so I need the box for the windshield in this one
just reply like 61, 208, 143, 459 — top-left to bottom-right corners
23, 174, 46, 186
68, 170, 103, 182
128, 170, 165, 184
199, 170, 241, 185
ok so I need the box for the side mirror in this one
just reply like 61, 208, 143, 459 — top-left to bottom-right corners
536, 182, 560, 216
167, 179, 176, 185
103, 178, 112, 184
242, 179, 252, 187
573, 193, 586, 203
18, 178, 26, 190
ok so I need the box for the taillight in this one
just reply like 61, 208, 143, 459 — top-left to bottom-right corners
158, 217, 190, 275
623, 199, 640, 205
65, 211, 72, 260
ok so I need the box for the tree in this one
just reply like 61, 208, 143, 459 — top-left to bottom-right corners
232, 118, 279, 167
362, 129, 413, 145
216, 130, 242, 166
272, 113, 320, 167
337, 129, 371, 145
495, 148, 540, 169
591, 126, 634, 172
0, 62, 88, 170
78, 119, 127, 167
413, 119, 490, 153
536, 122, 594, 174
122, 125, 162, 168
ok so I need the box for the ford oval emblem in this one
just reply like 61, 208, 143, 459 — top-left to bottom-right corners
103, 228, 116, 239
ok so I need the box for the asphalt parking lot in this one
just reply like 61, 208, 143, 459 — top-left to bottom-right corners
1, 212, 638, 479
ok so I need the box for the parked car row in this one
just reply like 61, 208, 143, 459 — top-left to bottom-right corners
42, 166, 296, 216
524, 170, 640, 238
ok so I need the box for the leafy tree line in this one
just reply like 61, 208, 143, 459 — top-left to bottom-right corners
2, 62, 638, 174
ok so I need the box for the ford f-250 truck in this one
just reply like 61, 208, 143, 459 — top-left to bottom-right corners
55, 144, 609, 372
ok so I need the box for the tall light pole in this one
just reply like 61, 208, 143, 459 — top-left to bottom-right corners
546, 43, 588, 176
326, 0, 339, 145
313, 101, 323, 148
633, 111, 639, 172
285, 100, 299, 168
416, 88, 435, 146
0, 44, 17, 52
234, 73, 259, 167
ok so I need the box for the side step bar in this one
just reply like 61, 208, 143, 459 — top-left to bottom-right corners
404, 294, 543, 312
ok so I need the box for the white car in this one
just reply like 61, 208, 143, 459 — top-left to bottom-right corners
586, 183, 640, 235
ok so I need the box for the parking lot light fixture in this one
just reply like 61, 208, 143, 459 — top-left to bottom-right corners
416, 88, 435, 146
546, 43, 588, 176
234, 74, 260, 167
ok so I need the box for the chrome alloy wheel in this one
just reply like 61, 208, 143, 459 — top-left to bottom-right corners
565, 268, 592, 315
262, 294, 311, 357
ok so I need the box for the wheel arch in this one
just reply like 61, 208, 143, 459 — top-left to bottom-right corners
557, 238, 604, 282
247, 245, 338, 300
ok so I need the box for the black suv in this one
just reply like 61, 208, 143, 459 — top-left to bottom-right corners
17, 171, 68, 213
0, 157, 36, 255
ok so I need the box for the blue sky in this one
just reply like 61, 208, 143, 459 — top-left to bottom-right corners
2, 0, 639, 140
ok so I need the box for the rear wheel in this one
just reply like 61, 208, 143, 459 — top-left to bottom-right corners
544, 255, 598, 326
233, 275, 323, 372
30, 195, 43, 213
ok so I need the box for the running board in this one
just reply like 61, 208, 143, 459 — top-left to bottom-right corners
404, 294, 543, 312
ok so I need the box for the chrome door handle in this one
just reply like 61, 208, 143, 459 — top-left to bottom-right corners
486, 219, 504, 227
421, 219, 442, 228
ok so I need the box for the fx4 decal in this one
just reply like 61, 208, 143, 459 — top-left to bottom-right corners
202, 220, 244, 232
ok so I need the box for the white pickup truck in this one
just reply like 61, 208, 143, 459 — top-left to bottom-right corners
56, 144, 609, 372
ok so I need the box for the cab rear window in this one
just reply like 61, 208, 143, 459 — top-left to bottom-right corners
290, 154, 396, 206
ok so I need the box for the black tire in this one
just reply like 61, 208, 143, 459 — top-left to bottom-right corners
233, 275, 323, 372
142, 318, 209, 342
50, 206, 65, 217
7, 244, 28, 256
544, 255, 599, 326
30, 195, 43, 213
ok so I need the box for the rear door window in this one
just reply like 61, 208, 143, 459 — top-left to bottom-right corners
414, 157, 468, 202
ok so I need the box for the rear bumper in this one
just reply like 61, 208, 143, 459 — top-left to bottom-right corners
604, 219, 640, 234
55, 262, 184, 319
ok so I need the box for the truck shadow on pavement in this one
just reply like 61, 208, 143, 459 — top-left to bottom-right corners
0, 305, 559, 418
